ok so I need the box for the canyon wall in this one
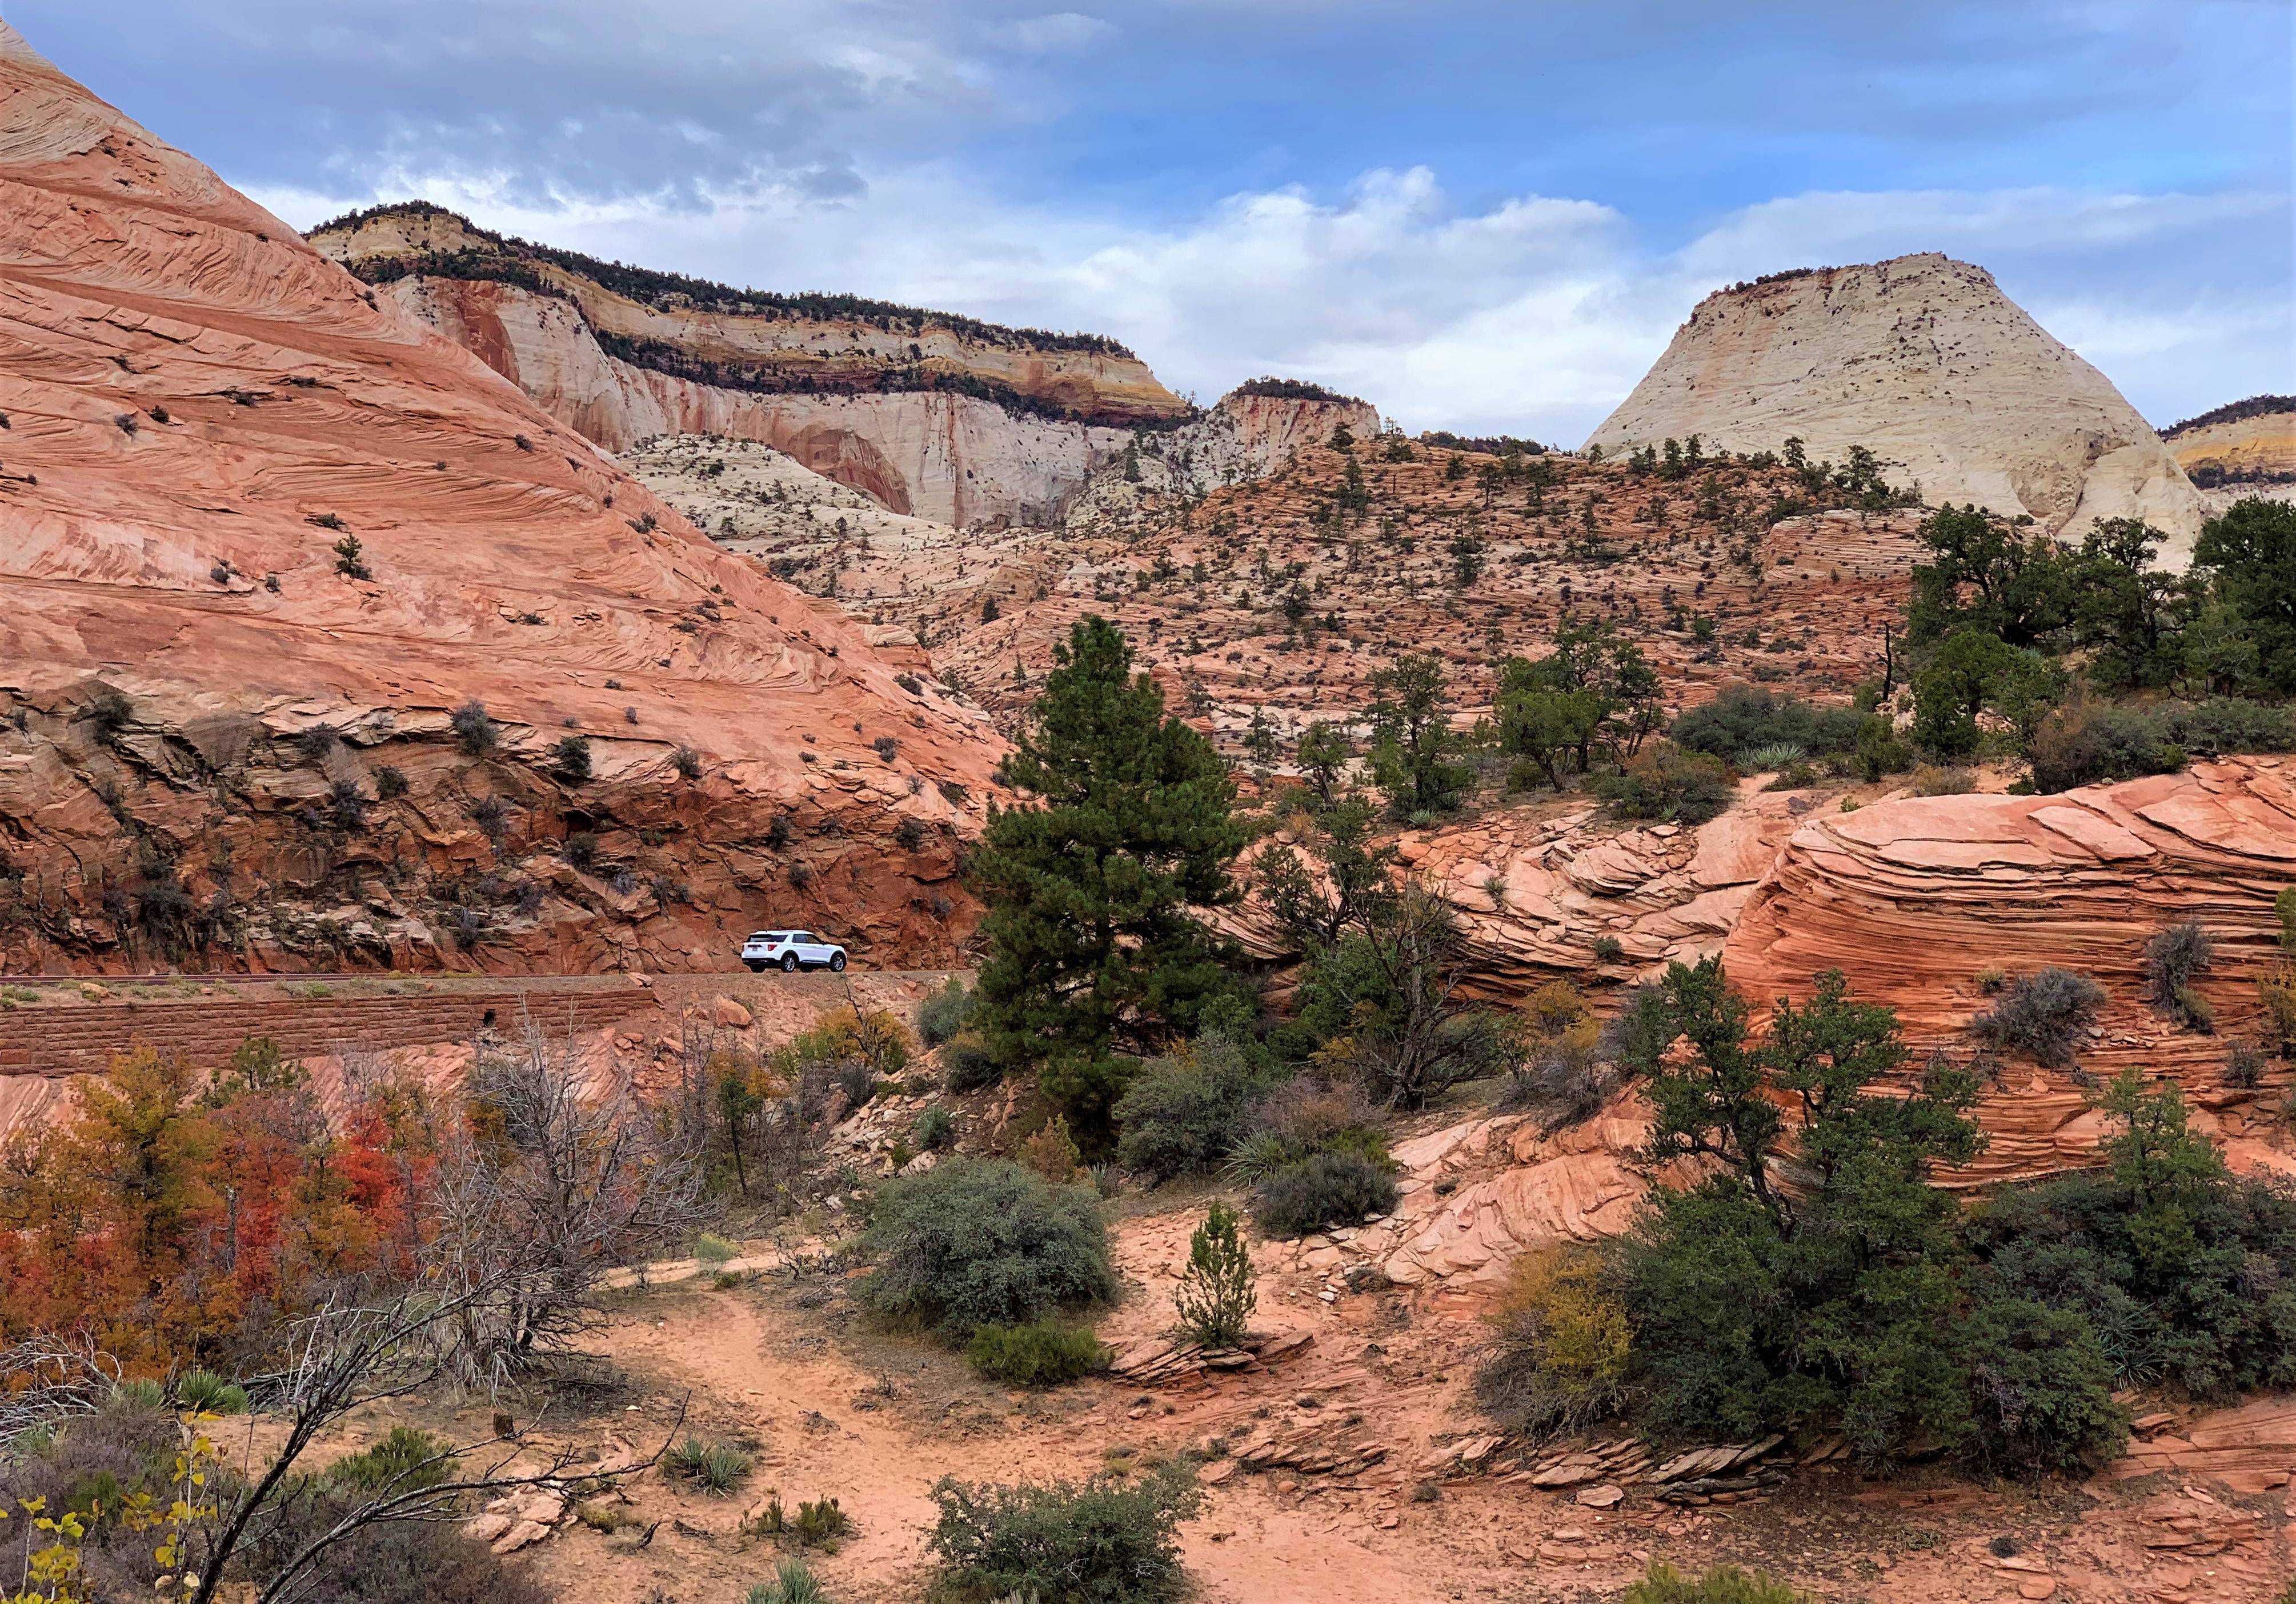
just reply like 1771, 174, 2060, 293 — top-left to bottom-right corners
310, 205, 1192, 526
1588, 254, 2207, 562
2165, 395, 2296, 518
0, 22, 1006, 975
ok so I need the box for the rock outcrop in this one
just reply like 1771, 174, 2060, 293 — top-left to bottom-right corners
1724, 758, 2296, 1182
1588, 254, 2207, 562
1062, 382, 1383, 525
310, 203, 1193, 526
2164, 395, 2296, 517
0, 23, 1005, 973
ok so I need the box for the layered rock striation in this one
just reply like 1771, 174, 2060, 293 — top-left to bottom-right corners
2164, 394, 2296, 516
1724, 759, 2296, 1182
310, 203, 1193, 526
1588, 254, 2206, 561
0, 22, 1005, 974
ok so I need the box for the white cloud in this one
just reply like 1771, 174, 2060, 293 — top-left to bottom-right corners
260, 162, 2289, 443
992, 12, 1116, 54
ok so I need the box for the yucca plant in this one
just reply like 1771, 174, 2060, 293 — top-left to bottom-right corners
174, 1369, 250, 1415
747, 1557, 826, 1604
1740, 742, 1805, 773
111, 1379, 164, 1411
699, 1443, 753, 1495
1222, 1132, 1297, 1184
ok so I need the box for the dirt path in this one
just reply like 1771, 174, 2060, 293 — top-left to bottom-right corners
500, 1209, 2295, 1604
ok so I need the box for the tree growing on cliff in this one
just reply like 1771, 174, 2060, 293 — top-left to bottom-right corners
969, 617, 1250, 1140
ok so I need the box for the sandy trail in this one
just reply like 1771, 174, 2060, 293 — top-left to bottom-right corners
502, 1210, 2296, 1604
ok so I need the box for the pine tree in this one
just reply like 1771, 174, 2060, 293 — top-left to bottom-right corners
970, 617, 1249, 1139
1173, 1201, 1255, 1347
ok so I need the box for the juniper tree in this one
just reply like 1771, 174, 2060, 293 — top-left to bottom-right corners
1365, 653, 1473, 817
1618, 961, 1987, 1458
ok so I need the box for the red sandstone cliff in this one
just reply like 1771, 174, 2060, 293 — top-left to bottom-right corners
0, 22, 1007, 975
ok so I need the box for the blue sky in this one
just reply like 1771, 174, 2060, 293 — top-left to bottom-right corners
14, 1, 2290, 441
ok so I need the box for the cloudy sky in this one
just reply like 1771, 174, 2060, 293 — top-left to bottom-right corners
16, 1, 2290, 441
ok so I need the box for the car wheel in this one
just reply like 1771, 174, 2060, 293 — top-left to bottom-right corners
828, 951, 846, 973
780, 953, 799, 972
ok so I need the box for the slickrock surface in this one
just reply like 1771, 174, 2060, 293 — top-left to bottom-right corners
1725, 758, 2296, 1182
1588, 254, 2206, 562
1376, 1098, 1656, 1289
0, 25, 1004, 974
311, 203, 1188, 526
1399, 779, 1815, 993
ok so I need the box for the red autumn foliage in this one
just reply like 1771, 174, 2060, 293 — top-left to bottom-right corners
0, 1036, 435, 1374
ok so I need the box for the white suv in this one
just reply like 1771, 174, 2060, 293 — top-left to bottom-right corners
741, 930, 847, 973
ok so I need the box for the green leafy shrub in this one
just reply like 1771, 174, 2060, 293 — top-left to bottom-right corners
1957, 1288, 2129, 1471
1172, 1201, 1255, 1347
964, 1320, 1108, 1386
925, 1469, 1200, 1604
1592, 934, 1625, 963
2030, 701, 2181, 793
1671, 686, 1864, 763
1112, 1034, 1282, 1184
450, 698, 496, 754
1964, 1072, 2296, 1403
917, 979, 973, 1046
1622, 1563, 1807, 1604
859, 1158, 1115, 1339
1252, 1151, 1398, 1238
939, 1031, 1002, 1092
1855, 715, 1914, 781
328, 1426, 456, 1493
1972, 967, 2107, 1068
915, 1104, 956, 1151
553, 734, 592, 782
1591, 743, 1733, 824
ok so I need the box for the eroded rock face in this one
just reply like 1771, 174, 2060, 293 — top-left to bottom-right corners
2164, 396, 2296, 517
1587, 254, 2206, 562
309, 205, 1191, 526
0, 24, 1005, 973
1724, 758, 2296, 1183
